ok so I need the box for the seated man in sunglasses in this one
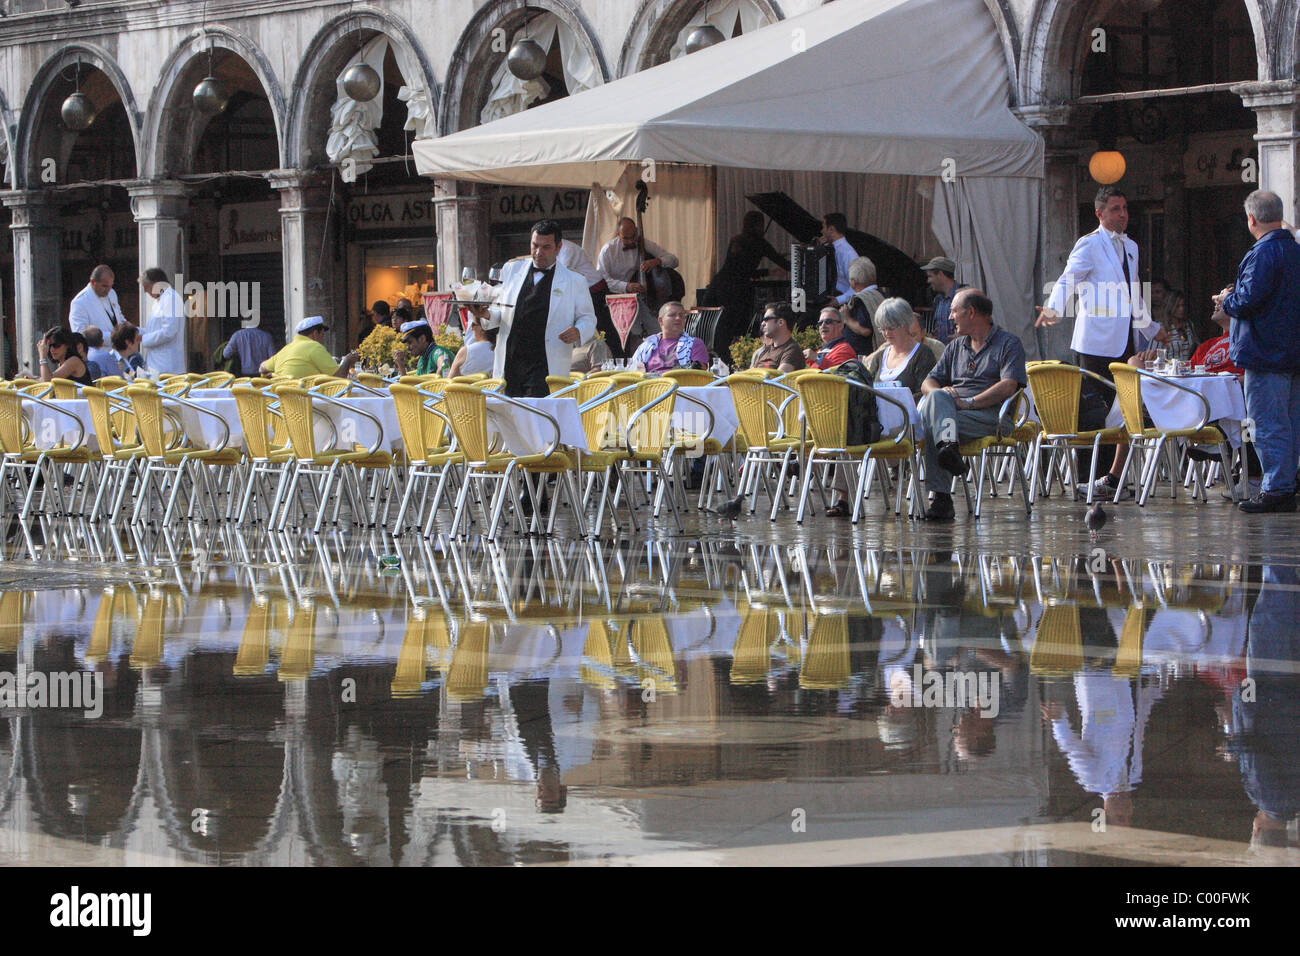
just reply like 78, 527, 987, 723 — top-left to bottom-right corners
805, 307, 858, 369
917, 289, 1027, 522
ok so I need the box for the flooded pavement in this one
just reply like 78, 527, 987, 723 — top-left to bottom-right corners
1, 498, 1298, 867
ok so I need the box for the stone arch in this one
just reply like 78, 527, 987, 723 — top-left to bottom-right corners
143, 26, 288, 178
0, 86, 16, 190
287, 5, 441, 169
616, 0, 784, 76
441, 0, 610, 135
16, 43, 143, 189
1021, 0, 1271, 106
981, 0, 1022, 105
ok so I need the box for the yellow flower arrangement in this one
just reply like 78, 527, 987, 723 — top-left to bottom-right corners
434, 327, 464, 352
730, 334, 760, 369
358, 324, 399, 369
794, 325, 822, 353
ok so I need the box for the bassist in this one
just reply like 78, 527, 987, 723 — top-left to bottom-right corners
597, 216, 680, 355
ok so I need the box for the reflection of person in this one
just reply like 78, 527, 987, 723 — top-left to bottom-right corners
630, 301, 709, 373
507, 679, 567, 814
475, 220, 595, 398
1217, 189, 1300, 513
138, 267, 187, 375
704, 211, 789, 354
68, 264, 126, 343
1233, 562, 1300, 848
260, 316, 360, 378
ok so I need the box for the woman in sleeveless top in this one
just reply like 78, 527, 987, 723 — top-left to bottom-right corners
449, 318, 497, 377
38, 328, 95, 386
865, 298, 936, 402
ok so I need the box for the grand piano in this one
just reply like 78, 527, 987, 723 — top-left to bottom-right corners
745, 191, 928, 322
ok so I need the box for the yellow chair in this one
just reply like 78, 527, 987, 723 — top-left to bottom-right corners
192, 371, 234, 389
234, 597, 272, 677
450, 373, 487, 384
1111, 605, 1146, 679
546, 375, 575, 394
270, 384, 394, 532
800, 614, 850, 690
470, 377, 506, 392
0, 388, 94, 520
440, 383, 584, 538
83, 385, 148, 521
728, 373, 802, 519
1029, 603, 1083, 676
662, 368, 716, 387
126, 384, 242, 525
619, 378, 683, 530
354, 372, 388, 389
230, 385, 294, 525
793, 373, 922, 522
572, 377, 632, 535
954, 390, 1036, 519
390, 382, 462, 535
49, 377, 82, 400
730, 605, 775, 685
159, 376, 193, 396
1109, 364, 1234, 506
1026, 363, 1126, 504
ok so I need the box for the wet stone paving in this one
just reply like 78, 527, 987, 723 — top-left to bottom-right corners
1, 493, 1298, 867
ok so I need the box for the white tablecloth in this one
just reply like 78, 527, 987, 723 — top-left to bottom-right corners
485, 395, 588, 455
676, 385, 739, 447
25, 398, 96, 451
1142, 373, 1245, 436
315, 395, 402, 453
178, 396, 242, 451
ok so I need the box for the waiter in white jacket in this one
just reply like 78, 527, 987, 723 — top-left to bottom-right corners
68, 264, 127, 342
475, 220, 595, 397
1036, 186, 1167, 372
138, 267, 187, 375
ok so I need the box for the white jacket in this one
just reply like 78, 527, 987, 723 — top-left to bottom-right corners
140, 285, 187, 375
483, 259, 595, 379
68, 284, 126, 342
1046, 228, 1154, 358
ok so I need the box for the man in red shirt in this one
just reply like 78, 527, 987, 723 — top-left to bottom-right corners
1189, 305, 1242, 377
805, 307, 857, 369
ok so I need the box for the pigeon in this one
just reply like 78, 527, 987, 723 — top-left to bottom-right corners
713, 495, 746, 519
1084, 502, 1107, 537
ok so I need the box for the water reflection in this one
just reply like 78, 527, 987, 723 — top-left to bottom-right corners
0, 523, 1294, 864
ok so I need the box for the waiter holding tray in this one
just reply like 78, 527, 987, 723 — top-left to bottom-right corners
473, 219, 596, 397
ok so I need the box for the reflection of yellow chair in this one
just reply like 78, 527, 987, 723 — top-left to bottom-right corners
800, 614, 850, 689
87, 587, 137, 663
579, 620, 617, 689
391, 611, 429, 698
730, 606, 775, 685
129, 593, 166, 670
0, 591, 27, 653
445, 620, 491, 701
278, 604, 316, 681
1030, 603, 1083, 676
1111, 605, 1145, 679
425, 612, 453, 673
234, 597, 272, 677
629, 617, 677, 694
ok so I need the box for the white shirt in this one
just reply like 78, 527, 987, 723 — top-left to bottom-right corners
831, 236, 859, 305
460, 338, 494, 375
555, 241, 603, 289
68, 284, 126, 342
140, 285, 187, 375
878, 342, 921, 382
597, 236, 679, 294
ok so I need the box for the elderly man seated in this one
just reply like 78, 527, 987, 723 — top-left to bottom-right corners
917, 289, 1027, 521
261, 316, 360, 378
630, 301, 710, 372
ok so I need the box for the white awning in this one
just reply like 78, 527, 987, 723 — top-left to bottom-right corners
413, 0, 1042, 186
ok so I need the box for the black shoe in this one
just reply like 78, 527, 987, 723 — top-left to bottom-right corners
936, 442, 968, 478
825, 500, 850, 518
1239, 492, 1297, 514
925, 493, 955, 522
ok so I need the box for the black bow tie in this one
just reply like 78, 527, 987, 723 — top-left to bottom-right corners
531, 265, 553, 275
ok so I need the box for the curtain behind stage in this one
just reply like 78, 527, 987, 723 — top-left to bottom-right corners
714, 169, 940, 275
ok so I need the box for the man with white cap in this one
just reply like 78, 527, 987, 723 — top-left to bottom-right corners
394, 320, 454, 377
259, 316, 359, 378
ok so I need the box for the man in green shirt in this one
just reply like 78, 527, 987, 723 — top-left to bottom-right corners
260, 316, 359, 378
395, 321, 454, 377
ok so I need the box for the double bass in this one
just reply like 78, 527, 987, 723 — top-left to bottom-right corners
632, 179, 686, 313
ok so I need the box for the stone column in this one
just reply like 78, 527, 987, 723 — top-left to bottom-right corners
1233, 81, 1300, 222
1017, 105, 1085, 360
433, 179, 490, 289
1, 190, 62, 376
269, 169, 346, 353
127, 179, 190, 366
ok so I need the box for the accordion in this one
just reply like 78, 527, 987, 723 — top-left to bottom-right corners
790, 243, 837, 304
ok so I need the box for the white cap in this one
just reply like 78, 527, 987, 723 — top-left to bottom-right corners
297, 316, 327, 334
399, 320, 425, 334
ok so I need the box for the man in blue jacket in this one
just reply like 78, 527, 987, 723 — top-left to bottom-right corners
1217, 190, 1300, 513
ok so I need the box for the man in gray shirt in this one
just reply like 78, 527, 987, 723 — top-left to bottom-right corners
222, 325, 277, 377
918, 288, 1027, 521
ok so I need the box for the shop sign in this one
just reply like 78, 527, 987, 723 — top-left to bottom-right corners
347, 193, 435, 232
219, 201, 282, 255
491, 188, 588, 223
1184, 133, 1256, 188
